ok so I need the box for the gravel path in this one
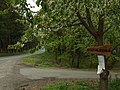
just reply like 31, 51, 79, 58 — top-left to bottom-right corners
0, 50, 120, 90
20, 68, 99, 79
0, 50, 44, 90
0, 59, 31, 90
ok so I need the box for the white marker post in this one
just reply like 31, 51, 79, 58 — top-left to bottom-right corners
97, 55, 105, 74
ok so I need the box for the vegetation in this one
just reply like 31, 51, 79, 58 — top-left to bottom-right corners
0, 50, 28, 57
2, 0, 119, 68
23, 52, 56, 67
42, 79, 120, 90
1, 0, 119, 66
108, 78, 120, 90
23, 52, 98, 69
0, 0, 25, 52
42, 81, 97, 90
20, 0, 120, 89
0, 0, 120, 90
33, 0, 120, 65
0, 0, 37, 53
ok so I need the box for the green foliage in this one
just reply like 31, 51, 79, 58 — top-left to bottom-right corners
15, 0, 120, 69
42, 79, 120, 90
0, 0, 26, 52
0, 50, 28, 57
0, 10, 8, 14
36, 0, 41, 7
34, 0, 120, 68
109, 79, 120, 90
13, 0, 43, 52
42, 81, 97, 90
22, 52, 98, 69
22, 52, 56, 67
8, 42, 24, 50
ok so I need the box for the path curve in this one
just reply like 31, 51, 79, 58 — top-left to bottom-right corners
0, 49, 120, 90
0, 50, 44, 90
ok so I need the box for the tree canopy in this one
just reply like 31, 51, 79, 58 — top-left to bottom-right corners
0, 0, 26, 52
34, 1, 120, 89
4, 1, 119, 89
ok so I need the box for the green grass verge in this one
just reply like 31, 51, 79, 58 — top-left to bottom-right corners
42, 79, 120, 90
42, 80, 98, 90
0, 51, 28, 57
22, 51, 120, 70
109, 78, 120, 90
22, 52, 57, 67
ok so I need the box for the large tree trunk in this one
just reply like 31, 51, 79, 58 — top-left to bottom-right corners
99, 55, 109, 90
77, 9, 109, 90
96, 37, 109, 90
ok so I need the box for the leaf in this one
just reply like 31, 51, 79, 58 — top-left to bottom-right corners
36, 0, 41, 7
41, 1, 48, 12
0, 10, 8, 14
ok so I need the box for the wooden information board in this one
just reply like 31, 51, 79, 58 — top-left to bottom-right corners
87, 45, 112, 56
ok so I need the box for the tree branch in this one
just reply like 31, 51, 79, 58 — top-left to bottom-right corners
98, 15, 104, 35
84, 0, 96, 31
103, 25, 112, 34
70, 19, 79, 24
111, 43, 120, 53
76, 11, 97, 38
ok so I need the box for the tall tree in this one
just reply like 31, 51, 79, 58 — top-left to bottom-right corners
35, 0, 120, 90
0, 0, 25, 52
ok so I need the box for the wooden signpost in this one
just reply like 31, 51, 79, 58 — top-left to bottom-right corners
87, 45, 112, 56
87, 44, 112, 90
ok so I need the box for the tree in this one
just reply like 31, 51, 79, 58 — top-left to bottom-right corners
0, 0, 26, 52
4, 0, 118, 89
35, 0, 120, 90
33, 7, 94, 67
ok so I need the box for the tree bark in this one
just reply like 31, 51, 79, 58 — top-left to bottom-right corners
55, 49, 58, 64
76, 10, 109, 90
69, 51, 75, 68
100, 58, 109, 90
97, 38, 109, 90
76, 49, 80, 68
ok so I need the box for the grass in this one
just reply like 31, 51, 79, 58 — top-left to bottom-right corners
41, 78, 120, 90
42, 80, 98, 90
22, 52, 120, 70
22, 52, 57, 67
109, 78, 120, 90
0, 51, 28, 57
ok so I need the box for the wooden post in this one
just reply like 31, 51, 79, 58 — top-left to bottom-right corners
87, 45, 112, 90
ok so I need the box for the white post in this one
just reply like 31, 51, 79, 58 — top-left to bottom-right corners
97, 55, 105, 74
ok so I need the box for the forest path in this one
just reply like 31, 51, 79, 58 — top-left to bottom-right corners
0, 50, 120, 90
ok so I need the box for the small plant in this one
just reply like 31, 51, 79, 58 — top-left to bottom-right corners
42, 81, 97, 90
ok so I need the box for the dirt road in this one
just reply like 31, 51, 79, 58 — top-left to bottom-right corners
0, 50, 44, 90
0, 58, 31, 90
0, 50, 120, 90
